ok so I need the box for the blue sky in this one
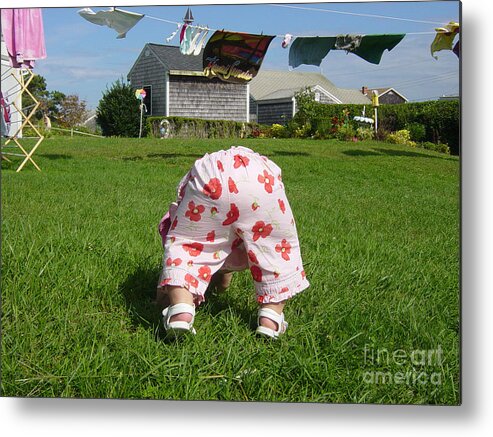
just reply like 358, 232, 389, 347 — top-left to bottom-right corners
33, 1, 460, 110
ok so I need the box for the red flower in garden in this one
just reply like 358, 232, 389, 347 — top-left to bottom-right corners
275, 239, 292, 261
250, 265, 262, 282
222, 203, 240, 225
248, 250, 259, 265
228, 177, 238, 194
203, 177, 222, 200
182, 242, 204, 257
217, 160, 224, 172
233, 154, 250, 168
252, 221, 273, 242
278, 199, 286, 214
206, 230, 215, 242
185, 273, 199, 289
258, 170, 274, 193
185, 201, 205, 222
198, 266, 212, 282
165, 257, 182, 267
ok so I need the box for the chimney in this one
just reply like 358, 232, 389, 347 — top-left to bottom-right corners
361, 86, 368, 95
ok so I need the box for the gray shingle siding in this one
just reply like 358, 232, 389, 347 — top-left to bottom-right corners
169, 76, 247, 121
257, 101, 293, 125
127, 49, 167, 116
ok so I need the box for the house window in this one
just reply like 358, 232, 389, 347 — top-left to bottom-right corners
143, 85, 152, 115
315, 92, 321, 102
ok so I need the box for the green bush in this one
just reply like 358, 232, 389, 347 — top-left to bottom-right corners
419, 141, 450, 154
96, 79, 141, 137
405, 122, 426, 142
386, 129, 417, 147
146, 116, 263, 139
335, 124, 356, 141
356, 127, 374, 141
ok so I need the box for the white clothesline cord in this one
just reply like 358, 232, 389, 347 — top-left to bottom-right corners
270, 4, 446, 26
145, 14, 439, 39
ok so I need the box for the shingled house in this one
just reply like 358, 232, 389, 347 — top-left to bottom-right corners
361, 86, 408, 104
127, 43, 249, 121
249, 70, 371, 124
127, 43, 384, 125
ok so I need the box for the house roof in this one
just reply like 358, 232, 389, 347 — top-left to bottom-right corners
366, 87, 408, 102
249, 70, 371, 104
128, 43, 203, 78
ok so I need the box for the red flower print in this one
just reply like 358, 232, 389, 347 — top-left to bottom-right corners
203, 177, 222, 200
280, 287, 290, 293
171, 216, 178, 230
252, 221, 273, 242
166, 257, 182, 267
250, 265, 262, 282
228, 177, 238, 194
217, 160, 224, 172
198, 266, 212, 282
251, 201, 259, 211
274, 271, 280, 279
222, 203, 240, 226
206, 230, 215, 242
231, 237, 243, 250
185, 201, 205, 222
258, 170, 274, 193
233, 154, 250, 168
213, 251, 220, 260
301, 270, 306, 279
248, 250, 259, 265
278, 174, 282, 182
275, 239, 292, 261
182, 242, 204, 257
160, 277, 172, 287
185, 273, 199, 289
187, 260, 194, 267
170, 236, 176, 243
278, 199, 286, 214
211, 206, 219, 216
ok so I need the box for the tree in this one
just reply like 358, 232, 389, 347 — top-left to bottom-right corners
23, 74, 66, 120
57, 95, 87, 128
96, 78, 140, 137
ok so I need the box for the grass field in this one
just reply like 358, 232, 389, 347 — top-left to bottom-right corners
1, 136, 460, 404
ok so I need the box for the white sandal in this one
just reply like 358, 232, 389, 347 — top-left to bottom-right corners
256, 308, 288, 339
162, 303, 197, 337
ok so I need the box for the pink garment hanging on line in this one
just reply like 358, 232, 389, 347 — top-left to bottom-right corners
1, 8, 47, 69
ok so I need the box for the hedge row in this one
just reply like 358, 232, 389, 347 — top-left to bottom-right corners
146, 116, 263, 139
305, 100, 460, 155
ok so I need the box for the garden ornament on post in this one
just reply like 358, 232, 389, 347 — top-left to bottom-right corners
372, 90, 379, 133
135, 88, 147, 138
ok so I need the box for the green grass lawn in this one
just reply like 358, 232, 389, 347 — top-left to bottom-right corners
1, 136, 460, 404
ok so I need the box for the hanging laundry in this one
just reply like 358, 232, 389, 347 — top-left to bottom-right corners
203, 30, 275, 84
166, 23, 181, 43
282, 34, 293, 49
78, 7, 144, 39
288, 36, 336, 68
289, 34, 405, 68
1, 91, 11, 137
193, 28, 209, 56
343, 34, 405, 64
180, 25, 194, 54
186, 26, 204, 55
334, 34, 363, 52
430, 21, 459, 59
180, 23, 188, 44
1, 8, 47, 69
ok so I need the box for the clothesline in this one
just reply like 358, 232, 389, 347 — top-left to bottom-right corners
145, 14, 441, 38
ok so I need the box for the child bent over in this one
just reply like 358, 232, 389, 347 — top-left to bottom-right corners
156, 146, 309, 338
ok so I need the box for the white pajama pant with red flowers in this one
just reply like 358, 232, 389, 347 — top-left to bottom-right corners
159, 146, 310, 305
